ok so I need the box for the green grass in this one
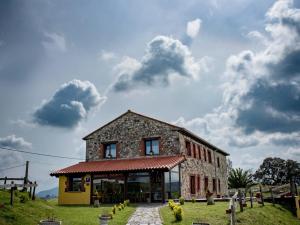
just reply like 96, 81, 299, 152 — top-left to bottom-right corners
160, 202, 300, 225
0, 190, 136, 225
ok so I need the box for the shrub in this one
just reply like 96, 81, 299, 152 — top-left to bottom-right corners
179, 197, 184, 205
19, 194, 29, 203
168, 200, 175, 210
192, 197, 196, 203
109, 212, 113, 219
118, 204, 122, 211
124, 199, 130, 206
112, 206, 116, 214
173, 205, 183, 221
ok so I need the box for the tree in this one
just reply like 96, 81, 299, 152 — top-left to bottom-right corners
228, 168, 254, 189
254, 157, 300, 186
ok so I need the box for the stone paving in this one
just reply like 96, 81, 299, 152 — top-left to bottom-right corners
126, 204, 163, 225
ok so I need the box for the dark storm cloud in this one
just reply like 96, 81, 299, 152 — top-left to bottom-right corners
113, 36, 200, 92
33, 80, 105, 128
233, 0, 300, 134
0, 1, 45, 82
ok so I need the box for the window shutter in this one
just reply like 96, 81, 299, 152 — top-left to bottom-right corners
139, 139, 145, 156
116, 142, 121, 158
99, 144, 104, 159
65, 177, 69, 192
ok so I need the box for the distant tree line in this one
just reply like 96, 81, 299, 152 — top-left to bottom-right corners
228, 157, 300, 189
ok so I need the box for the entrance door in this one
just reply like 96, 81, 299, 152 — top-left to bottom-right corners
150, 171, 163, 202
127, 172, 150, 203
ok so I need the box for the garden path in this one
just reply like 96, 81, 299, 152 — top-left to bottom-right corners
126, 204, 163, 225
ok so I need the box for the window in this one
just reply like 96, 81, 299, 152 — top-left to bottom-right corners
213, 178, 217, 192
186, 141, 191, 156
104, 143, 117, 158
197, 175, 200, 192
208, 150, 212, 163
193, 143, 197, 158
217, 157, 220, 168
204, 148, 207, 162
198, 146, 201, 160
68, 176, 83, 192
218, 179, 221, 193
145, 139, 159, 155
190, 175, 196, 194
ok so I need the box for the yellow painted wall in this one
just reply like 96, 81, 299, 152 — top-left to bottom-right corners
58, 174, 91, 205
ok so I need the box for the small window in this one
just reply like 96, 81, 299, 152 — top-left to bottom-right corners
193, 144, 197, 158
69, 176, 82, 192
145, 139, 159, 155
208, 150, 212, 163
104, 143, 116, 158
190, 176, 196, 194
213, 178, 217, 192
217, 157, 220, 168
204, 148, 207, 162
186, 141, 191, 156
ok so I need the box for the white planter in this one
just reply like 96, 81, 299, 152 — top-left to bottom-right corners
39, 220, 62, 225
99, 215, 111, 225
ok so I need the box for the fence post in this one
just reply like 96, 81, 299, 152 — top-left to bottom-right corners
32, 181, 36, 200
231, 203, 236, 225
4, 176, 7, 185
29, 182, 32, 198
250, 189, 253, 208
10, 181, 15, 206
270, 187, 275, 206
238, 189, 243, 212
259, 185, 264, 206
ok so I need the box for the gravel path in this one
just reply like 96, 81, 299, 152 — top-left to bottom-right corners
126, 204, 163, 225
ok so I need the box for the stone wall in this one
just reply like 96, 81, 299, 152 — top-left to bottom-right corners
178, 133, 228, 199
85, 111, 180, 160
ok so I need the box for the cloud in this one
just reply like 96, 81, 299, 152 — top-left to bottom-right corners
0, 135, 32, 171
113, 35, 207, 92
98, 50, 117, 61
186, 18, 202, 39
42, 32, 67, 53
0, 134, 32, 150
33, 79, 106, 128
174, 0, 300, 153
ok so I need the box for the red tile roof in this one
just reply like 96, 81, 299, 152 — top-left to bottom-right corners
50, 155, 185, 176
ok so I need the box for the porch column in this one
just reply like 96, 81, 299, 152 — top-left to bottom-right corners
124, 173, 128, 200
162, 171, 165, 203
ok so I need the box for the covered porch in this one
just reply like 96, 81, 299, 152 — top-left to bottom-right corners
51, 155, 185, 204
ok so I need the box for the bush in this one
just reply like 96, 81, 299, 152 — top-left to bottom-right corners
173, 205, 183, 221
109, 212, 113, 219
168, 200, 175, 210
124, 199, 130, 206
192, 197, 196, 203
19, 194, 29, 203
118, 205, 122, 211
179, 197, 184, 205
112, 206, 116, 214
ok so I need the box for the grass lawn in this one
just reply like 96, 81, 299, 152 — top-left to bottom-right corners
0, 190, 136, 225
160, 202, 300, 225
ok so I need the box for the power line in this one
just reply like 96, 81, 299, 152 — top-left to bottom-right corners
0, 164, 25, 172
0, 146, 84, 160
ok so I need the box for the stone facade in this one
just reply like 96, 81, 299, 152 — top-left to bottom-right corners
84, 110, 228, 198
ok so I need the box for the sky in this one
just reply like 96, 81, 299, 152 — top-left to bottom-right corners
0, 0, 300, 191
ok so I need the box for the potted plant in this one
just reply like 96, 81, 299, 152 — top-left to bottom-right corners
39, 215, 61, 225
99, 210, 112, 225
206, 190, 214, 205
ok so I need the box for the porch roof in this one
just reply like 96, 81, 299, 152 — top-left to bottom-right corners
50, 155, 185, 176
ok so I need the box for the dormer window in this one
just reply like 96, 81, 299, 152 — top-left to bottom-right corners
145, 139, 159, 155
104, 143, 116, 159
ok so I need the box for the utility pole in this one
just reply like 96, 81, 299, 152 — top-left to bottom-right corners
23, 161, 29, 190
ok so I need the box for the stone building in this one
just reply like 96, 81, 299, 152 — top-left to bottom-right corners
51, 110, 229, 205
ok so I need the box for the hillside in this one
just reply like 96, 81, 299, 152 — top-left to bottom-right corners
0, 190, 135, 225
37, 187, 58, 199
